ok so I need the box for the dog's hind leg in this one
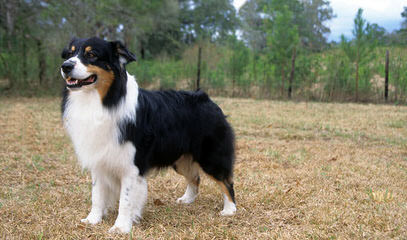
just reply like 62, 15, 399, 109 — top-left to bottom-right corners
197, 135, 236, 216
173, 154, 200, 204
216, 178, 236, 216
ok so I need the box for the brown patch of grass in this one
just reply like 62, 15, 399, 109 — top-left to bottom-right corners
1, 97, 407, 239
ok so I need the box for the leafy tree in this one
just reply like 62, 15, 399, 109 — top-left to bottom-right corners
238, 0, 267, 52
402, 6, 407, 29
300, 0, 335, 51
340, 8, 377, 101
398, 6, 407, 45
179, 0, 238, 42
265, 2, 299, 96
227, 37, 249, 96
239, 0, 334, 52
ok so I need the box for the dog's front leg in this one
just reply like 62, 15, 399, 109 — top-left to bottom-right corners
81, 171, 108, 225
109, 167, 147, 234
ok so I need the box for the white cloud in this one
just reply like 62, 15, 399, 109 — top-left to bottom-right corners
232, 0, 406, 42
233, 0, 247, 10
327, 0, 405, 41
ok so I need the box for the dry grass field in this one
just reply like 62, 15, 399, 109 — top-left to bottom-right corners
1, 96, 407, 239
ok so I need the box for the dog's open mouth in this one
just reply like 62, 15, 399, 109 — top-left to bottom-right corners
66, 75, 97, 88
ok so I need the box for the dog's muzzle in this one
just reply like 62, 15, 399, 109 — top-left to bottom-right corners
61, 60, 75, 74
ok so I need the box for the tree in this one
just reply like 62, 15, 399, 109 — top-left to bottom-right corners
300, 0, 335, 51
239, 0, 267, 52
178, 0, 238, 89
239, 0, 334, 52
265, 2, 299, 97
228, 37, 249, 96
402, 6, 407, 29
179, 0, 238, 42
397, 6, 407, 45
340, 8, 377, 101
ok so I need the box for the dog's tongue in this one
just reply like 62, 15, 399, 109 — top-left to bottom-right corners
83, 75, 95, 83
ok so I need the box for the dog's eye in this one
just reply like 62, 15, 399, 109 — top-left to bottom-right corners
86, 52, 97, 59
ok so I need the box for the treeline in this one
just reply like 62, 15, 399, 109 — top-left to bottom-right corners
0, 0, 407, 102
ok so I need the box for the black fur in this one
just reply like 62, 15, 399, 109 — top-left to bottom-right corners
120, 89, 235, 181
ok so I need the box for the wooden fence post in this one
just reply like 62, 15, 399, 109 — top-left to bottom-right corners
196, 46, 202, 90
385, 50, 389, 102
288, 47, 297, 99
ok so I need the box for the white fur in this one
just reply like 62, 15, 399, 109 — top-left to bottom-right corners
176, 184, 198, 204
64, 73, 145, 233
62, 56, 92, 80
220, 194, 236, 216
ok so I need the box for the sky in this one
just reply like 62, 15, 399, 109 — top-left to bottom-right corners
233, 0, 406, 42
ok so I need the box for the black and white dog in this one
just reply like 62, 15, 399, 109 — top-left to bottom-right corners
60, 37, 236, 233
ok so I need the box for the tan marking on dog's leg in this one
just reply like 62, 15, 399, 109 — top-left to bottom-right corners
174, 155, 200, 204
207, 175, 236, 216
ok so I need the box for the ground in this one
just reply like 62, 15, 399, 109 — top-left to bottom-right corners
0, 96, 406, 239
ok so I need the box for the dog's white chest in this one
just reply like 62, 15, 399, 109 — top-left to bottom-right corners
63, 89, 135, 172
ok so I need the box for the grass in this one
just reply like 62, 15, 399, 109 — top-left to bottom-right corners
1, 96, 407, 239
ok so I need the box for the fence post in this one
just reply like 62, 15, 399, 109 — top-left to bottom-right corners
385, 50, 389, 102
288, 47, 297, 99
196, 46, 202, 90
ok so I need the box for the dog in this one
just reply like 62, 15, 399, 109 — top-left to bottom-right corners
60, 37, 236, 233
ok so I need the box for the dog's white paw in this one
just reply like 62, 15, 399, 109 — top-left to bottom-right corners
108, 223, 132, 234
220, 205, 236, 216
176, 195, 197, 204
81, 213, 102, 225
108, 217, 133, 234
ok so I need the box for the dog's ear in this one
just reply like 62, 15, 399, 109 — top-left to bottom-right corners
110, 41, 137, 65
61, 47, 69, 59
61, 37, 79, 59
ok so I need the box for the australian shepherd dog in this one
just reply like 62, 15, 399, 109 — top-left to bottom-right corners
60, 37, 236, 233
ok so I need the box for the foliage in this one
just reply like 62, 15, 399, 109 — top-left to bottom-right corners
264, 1, 299, 96
0, 1, 406, 103
340, 8, 377, 101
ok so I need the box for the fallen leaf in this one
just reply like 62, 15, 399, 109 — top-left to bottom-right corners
154, 199, 164, 206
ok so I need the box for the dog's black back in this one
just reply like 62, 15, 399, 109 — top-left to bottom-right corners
120, 89, 235, 184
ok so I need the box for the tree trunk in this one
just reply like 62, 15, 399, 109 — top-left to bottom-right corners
385, 50, 389, 102
22, 35, 28, 80
5, 1, 15, 51
263, 61, 266, 89
0, 49, 11, 89
36, 39, 46, 85
355, 50, 359, 102
253, 54, 257, 83
288, 47, 297, 99
140, 42, 145, 60
281, 65, 285, 97
355, 61, 359, 102
196, 46, 202, 90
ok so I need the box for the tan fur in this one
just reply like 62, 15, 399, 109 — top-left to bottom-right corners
71, 46, 75, 51
174, 155, 234, 202
85, 46, 92, 52
207, 175, 234, 203
174, 155, 200, 186
86, 65, 114, 100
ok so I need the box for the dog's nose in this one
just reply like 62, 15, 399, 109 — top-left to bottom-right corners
61, 61, 75, 74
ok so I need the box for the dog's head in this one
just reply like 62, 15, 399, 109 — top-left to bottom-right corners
60, 37, 136, 96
